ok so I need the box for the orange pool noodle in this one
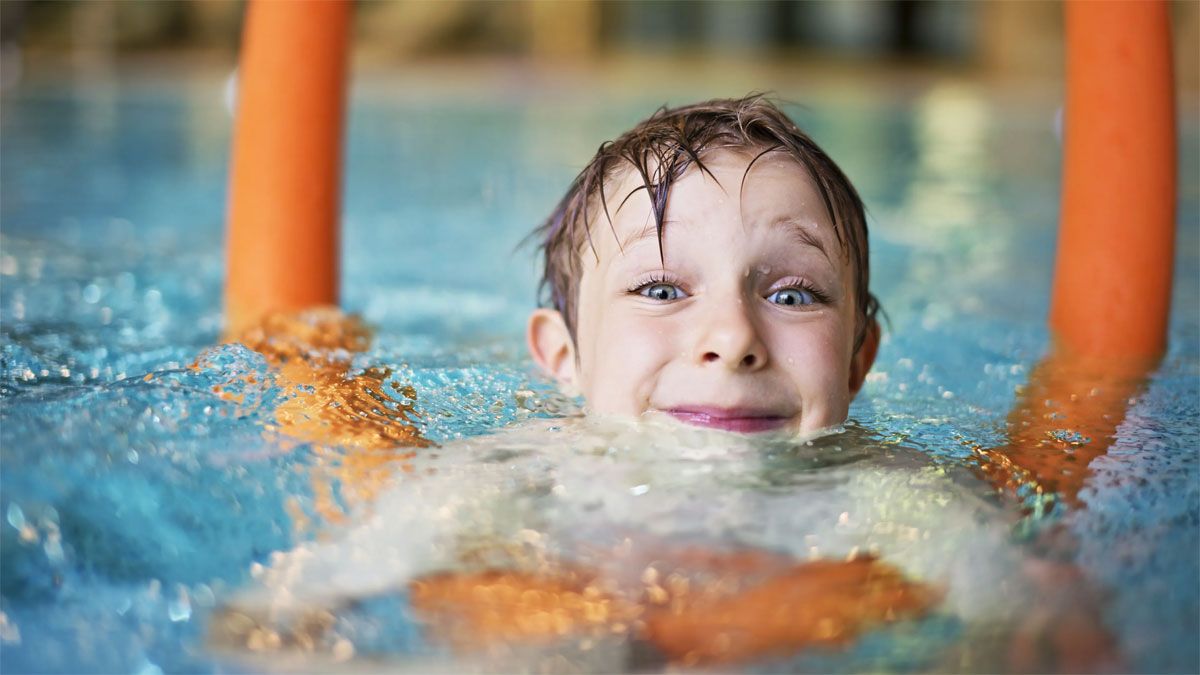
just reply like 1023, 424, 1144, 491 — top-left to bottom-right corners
1051, 0, 1176, 361
224, 0, 350, 336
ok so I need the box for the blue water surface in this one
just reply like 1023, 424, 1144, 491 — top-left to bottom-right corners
1, 76, 1197, 673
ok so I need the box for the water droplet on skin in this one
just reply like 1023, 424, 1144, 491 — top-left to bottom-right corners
629, 484, 650, 496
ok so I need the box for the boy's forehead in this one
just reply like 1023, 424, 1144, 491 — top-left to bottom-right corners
600, 150, 836, 252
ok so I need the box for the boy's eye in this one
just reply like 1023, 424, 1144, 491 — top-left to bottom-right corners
639, 283, 686, 301
768, 287, 817, 307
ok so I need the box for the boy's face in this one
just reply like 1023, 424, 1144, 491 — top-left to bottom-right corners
529, 150, 876, 436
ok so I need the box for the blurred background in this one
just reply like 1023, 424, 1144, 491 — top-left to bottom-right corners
1, 0, 1196, 347
2, 0, 1197, 94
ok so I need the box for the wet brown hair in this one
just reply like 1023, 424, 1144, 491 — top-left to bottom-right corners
531, 94, 880, 350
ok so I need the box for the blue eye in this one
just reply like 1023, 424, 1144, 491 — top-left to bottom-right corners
768, 287, 816, 307
640, 283, 685, 301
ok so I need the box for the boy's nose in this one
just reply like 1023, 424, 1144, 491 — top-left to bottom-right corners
695, 299, 768, 372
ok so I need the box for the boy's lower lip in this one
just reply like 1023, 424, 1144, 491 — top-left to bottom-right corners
663, 409, 792, 433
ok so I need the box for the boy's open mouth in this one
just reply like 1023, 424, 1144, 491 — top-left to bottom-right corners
662, 407, 792, 434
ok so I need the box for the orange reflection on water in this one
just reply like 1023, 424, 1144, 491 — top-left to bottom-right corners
975, 350, 1153, 509
411, 568, 640, 649
216, 308, 430, 524
409, 545, 941, 666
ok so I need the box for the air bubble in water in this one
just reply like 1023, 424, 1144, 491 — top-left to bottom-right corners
168, 587, 192, 623
43, 533, 64, 563
6, 504, 25, 530
135, 659, 164, 675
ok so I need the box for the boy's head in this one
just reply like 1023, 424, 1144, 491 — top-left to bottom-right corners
528, 95, 880, 435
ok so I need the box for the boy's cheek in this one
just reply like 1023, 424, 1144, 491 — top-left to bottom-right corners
579, 319, 674, 414
776, 332, 855, 421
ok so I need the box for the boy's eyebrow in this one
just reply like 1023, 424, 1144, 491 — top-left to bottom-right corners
773, 217, 835, 265
618, 219, 678, 251
617, 217, 836, 264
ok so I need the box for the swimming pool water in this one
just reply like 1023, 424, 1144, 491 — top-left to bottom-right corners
1, 77, 1197, 673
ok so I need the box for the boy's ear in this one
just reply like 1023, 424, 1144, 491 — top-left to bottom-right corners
848, 319, 880, 397
527, 309, 579, 394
